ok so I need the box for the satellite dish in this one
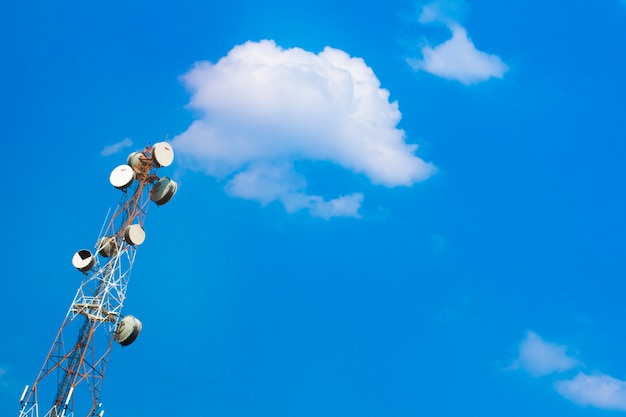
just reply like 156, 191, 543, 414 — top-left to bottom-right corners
149, 177, 177, 205
97, 237, 118, 257
124, 224, 145, 245
109, 165, 135, 189
127, 152, 145, 174
152, 142, 174, 168
72, 249, 95, 272
114, 315, 142, 346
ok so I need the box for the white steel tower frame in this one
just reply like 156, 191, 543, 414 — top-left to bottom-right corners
18, 143, 176, 417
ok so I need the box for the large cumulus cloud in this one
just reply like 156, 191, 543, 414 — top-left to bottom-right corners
173, 40, 435, 218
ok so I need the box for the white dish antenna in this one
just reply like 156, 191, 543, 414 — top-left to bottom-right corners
127, 152, 145, 174
109, 165, 135, 189
150, 177, 177, 205
72, 249, 96, 272
97, 237, 118, 257
152, 142, 174, 168
114, 315, 142, 346
124, 224, 146, 245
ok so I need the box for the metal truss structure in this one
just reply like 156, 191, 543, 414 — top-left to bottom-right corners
18, 143, 177, 417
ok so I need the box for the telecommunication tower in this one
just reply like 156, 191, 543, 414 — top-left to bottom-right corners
18, 142, 178, 417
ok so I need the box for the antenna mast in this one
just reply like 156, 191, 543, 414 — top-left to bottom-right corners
18, 142, 178, 417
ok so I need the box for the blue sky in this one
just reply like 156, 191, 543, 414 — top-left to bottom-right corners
2, 0, 626, 416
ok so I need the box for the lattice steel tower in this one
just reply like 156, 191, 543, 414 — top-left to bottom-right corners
18, 142, 178, 417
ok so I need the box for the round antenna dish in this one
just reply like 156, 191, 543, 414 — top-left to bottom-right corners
114, 315, 142, 346
72, 249, 95, 272
124, 224, 146, 245
97, 237, 118, 257
152, 142, 174, 167
109, 165, 135, 189
127, 152, 145, 174
150, 177, 177, 205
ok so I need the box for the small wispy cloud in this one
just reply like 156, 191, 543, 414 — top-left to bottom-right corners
408, 1, 508, 85
556, 372, 626, 411
173, 40, 435, 218
509, 331, 626, 412
418, 0, 467, 25
101, 138, 133, 156
225, 161, 364, 219
511, 331, 578, 377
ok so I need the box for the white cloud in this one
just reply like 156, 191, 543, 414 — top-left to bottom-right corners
408, 2, 508, 85
556, 373, 626, 411
418, 0, 467, 25
101, 137, 133, 156
225, 161, 363, 219
512, 331, 578, 377
511, 331, 626, 411
173, 40, 435, 218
